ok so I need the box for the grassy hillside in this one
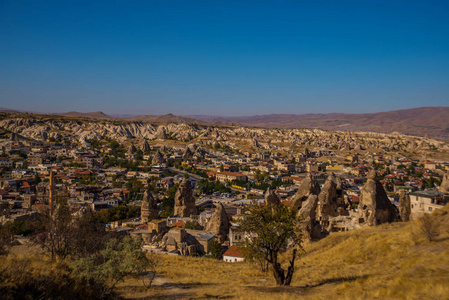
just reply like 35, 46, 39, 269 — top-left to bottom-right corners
118, 205, 449, 299
2, 206, 448, 299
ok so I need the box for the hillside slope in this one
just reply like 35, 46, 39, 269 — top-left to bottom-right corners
117, 205, 449, 299
190, 107, 449, 138
53, 111, 117, 120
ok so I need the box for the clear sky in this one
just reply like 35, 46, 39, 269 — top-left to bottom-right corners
1, 0, 448, 116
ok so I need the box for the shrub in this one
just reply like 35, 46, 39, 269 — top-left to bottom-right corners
418, 214, 440, 242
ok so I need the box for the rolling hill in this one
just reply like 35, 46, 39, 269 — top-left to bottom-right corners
188, 107, 449, 138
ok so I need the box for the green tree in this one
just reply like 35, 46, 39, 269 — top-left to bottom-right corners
239, 201, 302, 286
184, 220, 202, 230
33, 174, 41, 185
9, 220, 34, 236
70, 236, 155, 293
208, 240, 223, 259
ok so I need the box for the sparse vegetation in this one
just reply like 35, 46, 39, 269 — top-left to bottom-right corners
71, 236, 155, 294
114, 206, 449, 299
239, 201, 302, 286
418, 213, 440, 242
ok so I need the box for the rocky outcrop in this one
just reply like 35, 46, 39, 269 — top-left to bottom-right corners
398, 190, 411, 222
439, 172, 449, 194
1, 116, 446, 152
357, 170, 397, 226
155, 126, 167, 139
205, 203, 230, 241
292, 174, 320, 210
327, 172, 342, 190
141, 190, 158, 222
297, 194, 321, 240
152, 150, 165, 165
252, 138, 261, 148
264, 187, 280, 206
173, 179, 197, 217
127, 144, 137, 156
142, 140, 151, 152
316, 177, 338, 226
182, 147, 193, 160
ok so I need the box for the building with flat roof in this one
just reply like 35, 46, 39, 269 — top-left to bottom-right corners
409, 190, 448, 219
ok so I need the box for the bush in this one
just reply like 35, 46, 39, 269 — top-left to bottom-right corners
418, 214, 440, 242
70, 236, 155, 293
0, 257, 111, 300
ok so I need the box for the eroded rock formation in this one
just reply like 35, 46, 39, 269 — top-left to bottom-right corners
292, 174, 320, 210
152, 150, 165, 165
173, 179, 197, 217
439, 171, 449, 194
297, 195, 321, 240
141, 190, 158, 222
398, 190, 411, 222
356, 170, 397, 226
205, 203, 230, 241
264, 187, 280, 206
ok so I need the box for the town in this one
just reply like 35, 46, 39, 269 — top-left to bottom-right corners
1, 112, 448, 262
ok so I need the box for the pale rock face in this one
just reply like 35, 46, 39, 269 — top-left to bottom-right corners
439, 172, 449, 194
173, 179, 197, 217
205, 203, 230, 239
316, 179, 338, 222
0, 116, 447, 158
141, 190, 158, 222
182, 147, 193, 160
315, 173, 348, 231
264, 187, 280, 206
152, 151, 165, 165
142, 140, 151, 152
327, 172, 342, 190
398, 190, 411, 222
252, 138, 261, 148
357, 170, 397, 226
297, 195, 321, 240
128, 144, 137, 155
292, 174, 320, 210
155, 126, 167, 139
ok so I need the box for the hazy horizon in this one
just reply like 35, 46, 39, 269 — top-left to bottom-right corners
1, 105, 448, 118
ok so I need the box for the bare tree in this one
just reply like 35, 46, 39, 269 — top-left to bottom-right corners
34, 198, 109, 260
419, 213, 440, 242
0, 222, 13, 256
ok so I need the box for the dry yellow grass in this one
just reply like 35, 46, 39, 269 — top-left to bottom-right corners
3, 207, 448, 299
117, 206, 449, 299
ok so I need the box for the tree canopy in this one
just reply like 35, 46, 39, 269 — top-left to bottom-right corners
239, 201, 302, 286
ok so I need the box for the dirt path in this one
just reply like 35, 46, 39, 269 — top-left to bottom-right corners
151, 275, 187, 297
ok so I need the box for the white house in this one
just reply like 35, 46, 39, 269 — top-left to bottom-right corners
223, 246, 245, 263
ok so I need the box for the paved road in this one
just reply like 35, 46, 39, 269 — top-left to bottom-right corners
168, 167, 250, 194
168, 167, 204, 181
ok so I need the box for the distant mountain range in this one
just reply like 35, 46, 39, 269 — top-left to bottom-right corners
54, 111, 117, 120
1, 106, 448, 138
187, 107, 449, 138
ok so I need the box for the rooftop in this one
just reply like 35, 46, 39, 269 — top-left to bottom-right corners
223, 246, 245, 258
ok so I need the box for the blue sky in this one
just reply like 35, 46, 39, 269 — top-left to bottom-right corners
1, 0, 448, 116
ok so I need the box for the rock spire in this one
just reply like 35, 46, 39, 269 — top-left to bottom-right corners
205, 203, 230, 241
141, 190, 158, 222
173, 179, 197, 217
292, 174, 320, 209
357, 170, 397, 226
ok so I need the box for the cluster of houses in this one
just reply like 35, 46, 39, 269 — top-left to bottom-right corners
1, 131, 449, 262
